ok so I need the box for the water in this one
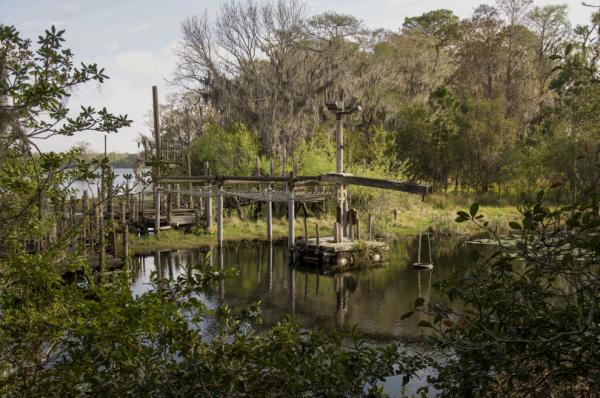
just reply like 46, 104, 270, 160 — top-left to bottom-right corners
132, 237, 475, 339
131, 237, 476, 396
131, 237, 475, 396
71, 167, 149, 198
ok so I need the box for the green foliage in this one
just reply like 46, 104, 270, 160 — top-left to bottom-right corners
407, 188, 600, 396
0, 26, 425, 398
190, 123, 259, 176
295, 129, 336, 175
0, 248, 419, 397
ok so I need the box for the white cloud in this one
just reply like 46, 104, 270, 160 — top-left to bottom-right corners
59, 1, 83, 14
125, 23, 151, 34
114, 50, 172, 77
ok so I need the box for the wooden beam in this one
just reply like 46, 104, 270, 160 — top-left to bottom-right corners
158, 173, 430, 195
320, 174, 430, 196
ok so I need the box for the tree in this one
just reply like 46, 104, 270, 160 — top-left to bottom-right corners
0, 25, 131, 253
528, 4, 571, 102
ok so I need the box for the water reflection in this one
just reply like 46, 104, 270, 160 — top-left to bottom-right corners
132, 236, 474, 340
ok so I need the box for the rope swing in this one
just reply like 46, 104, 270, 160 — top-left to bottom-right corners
412, 195, 434, 271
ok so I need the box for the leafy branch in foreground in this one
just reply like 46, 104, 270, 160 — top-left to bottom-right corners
405, 188, 600, 397
0, 251, 422, 397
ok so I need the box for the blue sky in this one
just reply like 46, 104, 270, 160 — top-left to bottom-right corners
1, 0, 595, 153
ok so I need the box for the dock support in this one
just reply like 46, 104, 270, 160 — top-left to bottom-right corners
368, 213, 373, 240
175, 184, 181, 209
217, 185, 223, 246
120, 201, 129, 261
152, 86, 161, 236
98, 204, 105, 277
288, 187, 295, 252
266, 188, 273, 241
167, 192, 173, 225
204, 162, 212, 230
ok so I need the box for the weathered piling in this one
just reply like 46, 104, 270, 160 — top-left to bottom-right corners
288, 187, 295, 252
98, 204, 105, 276
120, 201, 129, 260
204, 162, 212, 230
167, 192, 173, 225
82, 191, 89, 253
217, 185, 223, 246
174, 184, 181, 208
266, 188, 273, 241
152, 85, 161, 235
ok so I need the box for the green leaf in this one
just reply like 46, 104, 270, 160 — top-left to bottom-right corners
509, 221, 522, 230
469, 203, 479, 217
414, 297, 425, 307
400, 311, 414, 320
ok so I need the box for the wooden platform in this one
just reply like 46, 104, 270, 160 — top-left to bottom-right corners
295, 236, 388, 271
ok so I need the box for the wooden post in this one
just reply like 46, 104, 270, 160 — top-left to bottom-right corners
303, 208, 308, 243
266, 188, 273, 241
204, 162, 212, 230
82, 191, 89, 252
288, 187, 295, 252
139, 192, 143, 223
315, 223, 320, 248
107, 169, 117, 258
69, 196, 76, 229
167, 192, 173, 225
217, 185, 223, 246
175, 184, 181, 209
393, 208, 398, 225
120, 201, 129, 260
194, 208, 201, 226
128, 193, 134, 217
98, 204, 105, 277
368, 213, 373, 240
152, 85, 161, 236
186, 152, 194, 208
348, 216, 354, 240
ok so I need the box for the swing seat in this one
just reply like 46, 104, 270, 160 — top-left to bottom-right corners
412, 262, 434, 271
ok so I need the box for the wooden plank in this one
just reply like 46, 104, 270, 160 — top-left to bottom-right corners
320, 174, 430, 195
159, 174, 430, 195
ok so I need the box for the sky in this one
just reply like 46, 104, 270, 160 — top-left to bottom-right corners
1, 0, 596, 153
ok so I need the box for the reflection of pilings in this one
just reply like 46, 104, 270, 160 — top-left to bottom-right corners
174, 251, 181, 274
304, 272, 309, 300
268, 244, 274, 292
315, 274, 320, 296
288, 265, 296, 314
218, 247, 224, 300
256, 245, 261, 282
154, 251, 162, 279
335, 274, 349, 328
168, 252, 174, 280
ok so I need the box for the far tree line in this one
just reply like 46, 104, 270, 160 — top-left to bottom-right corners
148, 0, 600, 199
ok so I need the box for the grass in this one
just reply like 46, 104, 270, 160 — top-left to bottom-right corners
130, 216, 335, 255
130, 192, 522, 254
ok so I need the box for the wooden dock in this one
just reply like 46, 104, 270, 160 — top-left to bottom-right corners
295, 236, 388, 271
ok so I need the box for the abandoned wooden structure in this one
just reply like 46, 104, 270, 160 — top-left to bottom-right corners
146, 86, 430, 267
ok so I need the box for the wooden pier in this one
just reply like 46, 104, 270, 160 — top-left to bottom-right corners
295, 236, 388, 271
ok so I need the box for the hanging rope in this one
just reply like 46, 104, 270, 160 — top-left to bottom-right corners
413, 194, 434, 270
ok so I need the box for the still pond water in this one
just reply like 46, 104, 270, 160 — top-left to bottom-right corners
131, 237, 478, 396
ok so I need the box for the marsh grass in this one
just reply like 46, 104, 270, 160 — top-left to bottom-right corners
130, 192, 520, 254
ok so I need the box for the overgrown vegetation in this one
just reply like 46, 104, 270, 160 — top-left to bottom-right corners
403, 188, 600, 397
0, 23, 419, 398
